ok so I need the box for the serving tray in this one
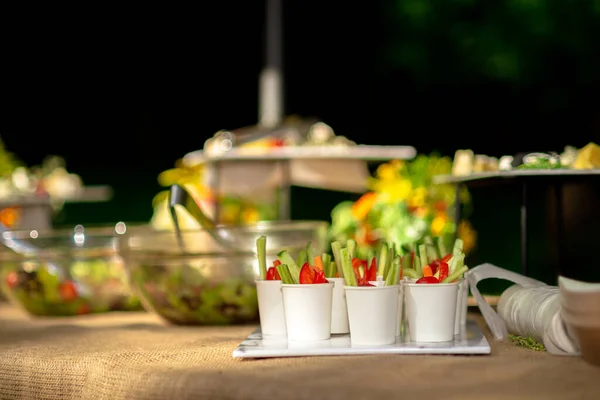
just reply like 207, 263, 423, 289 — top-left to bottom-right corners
232, 320, 491, 359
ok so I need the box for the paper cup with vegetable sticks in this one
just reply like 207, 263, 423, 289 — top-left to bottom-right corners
402, 237, 469, 342
336, 239, 400, 345
455, 279, 469, 335
301, 241, 348, 334
276, 247, 333, 341
255, 236, 287, 336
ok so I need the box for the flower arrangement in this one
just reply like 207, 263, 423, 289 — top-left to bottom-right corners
328, 154, 477, 256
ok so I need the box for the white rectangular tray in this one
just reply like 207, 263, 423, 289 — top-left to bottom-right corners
232, 320, 491, 359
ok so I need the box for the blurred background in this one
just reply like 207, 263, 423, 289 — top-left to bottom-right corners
2, 0, 600, 290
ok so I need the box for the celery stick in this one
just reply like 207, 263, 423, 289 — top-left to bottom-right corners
331, 241, 345, 279
256, 236, 268, 280
296, 250, 307, 268
424, 236, 439, 261
347, 239, 356, 259
453, 238, 464, 255
436, 236, 448, 258
277, 250, 300, 284
414, 255, 422, 276
401, 254, 412, 273
322, 253, 332, 277
448, 253, 465, 274
329, 261, 338, 278
442, 265, 469, 283
385, 256, 400, 286
378, 243, 388, 278
340, 248, 357, 286
306, 241, 314, 263
418, 244, 429, 268
403, 268, 420, 279
276, 264, 295, 284
386, 243, 395, 279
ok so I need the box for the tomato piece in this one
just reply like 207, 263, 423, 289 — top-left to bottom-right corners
299, 263, 314, 284
367, 257, 377, 281
5, 271, 18, 289
273, 259, 282, 267
441, 254, 452, 263
416, 276, 440, 284
59, 281, 78, 301
438, 262, 449, 282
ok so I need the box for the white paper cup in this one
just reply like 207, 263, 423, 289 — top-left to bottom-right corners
345, 285, 399, 345
454, 279, 469, 335
255, 280, 287, 337
328, 277, 349, 334
405, 281, 459, 342
281, 283, 334, 342
369, 279, 404, 337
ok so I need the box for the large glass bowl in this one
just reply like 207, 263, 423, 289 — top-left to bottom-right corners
0, 223, 142, 316
119, 220, 328, 325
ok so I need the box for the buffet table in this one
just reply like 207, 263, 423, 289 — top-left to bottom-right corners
1, 304, 598, 400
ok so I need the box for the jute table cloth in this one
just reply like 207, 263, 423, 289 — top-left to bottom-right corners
1, 304, 598, 400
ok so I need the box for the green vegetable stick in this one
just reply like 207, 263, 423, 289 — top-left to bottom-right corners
340, 248, 357, 286
436, 236, 448, 258
418, 244, 428, 268
306, 241, 314, 264
296, 250, 307, 268
385, 243, 395, 280
385, 256, 400, 286
256, 236, 268, 280
401, 254, 412, 274
424, 236, 439, 261
453, 238, 464, 255
378, 243, 388, 278
442, 265, 469, 283
329, 261, 338, 278
403, 268, 420, 279
276, 264, 295, 284
322, 253, 332, 277
331, 241, 345, 279
448, 253, 465, 274
414, 255, 422, 276
347, 239, 356, 260
277, 250, 300, 284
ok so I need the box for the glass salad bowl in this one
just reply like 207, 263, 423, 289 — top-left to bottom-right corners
118, 221, 328, 325
0, 223, 142, 316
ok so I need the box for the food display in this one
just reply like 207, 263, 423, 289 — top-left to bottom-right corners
328, 154, 477, 256
451, 142, 600, 176
0, 258, 141, 316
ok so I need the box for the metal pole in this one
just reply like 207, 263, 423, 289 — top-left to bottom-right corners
259, 0, 284, 128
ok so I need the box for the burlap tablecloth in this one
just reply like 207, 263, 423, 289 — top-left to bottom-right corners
1, 304, 599, 400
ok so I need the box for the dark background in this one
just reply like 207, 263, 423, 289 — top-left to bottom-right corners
2, 1, 600, 286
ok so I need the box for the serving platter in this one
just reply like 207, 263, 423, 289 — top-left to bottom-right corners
232, 319, 491, 359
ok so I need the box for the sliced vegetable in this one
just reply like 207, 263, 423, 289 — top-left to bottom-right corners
313, 255, 324, 271
296, 250, 307, 268
422, 265, 433, 277
438, 262, 449, 282
403, 267, 420, 279
277, 250, 300, 284
299, 263, 316, 284
266, 266, 281, 281
340, 248, 358, 286
416, 276, 439, 284
256, 236, 268, 280
331, 241, 345, 279
306, 241, 315, 264
384, 256, 401, 286
347, 239, 356, 260
276, 264, 295, 284
442, 265, 469, 283
378, 243, 388, 279
436, 236, 448, 259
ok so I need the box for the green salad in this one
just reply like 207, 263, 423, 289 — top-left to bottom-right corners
1, 259, 141, 316
130, 264, 258, 325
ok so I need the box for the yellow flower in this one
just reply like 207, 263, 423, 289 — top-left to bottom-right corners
431, 215, 447, 236
373, 179, 412, 202
408, 187, 428, 208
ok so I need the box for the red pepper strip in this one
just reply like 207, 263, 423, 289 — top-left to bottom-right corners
441, 254, 452, 263
266, 266, 281, 280
429, 259, 440, 275
438, 262, 449, 282
266, 267, 275, 280
313, 269, 328, 284
299, 263, 314, 284
273, 259, 282, 267
367, 257, 377, 281
416, 276, 440, 284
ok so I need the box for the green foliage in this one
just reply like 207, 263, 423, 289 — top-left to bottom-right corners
0, 138, 23, 178
386, 0, 600, 83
